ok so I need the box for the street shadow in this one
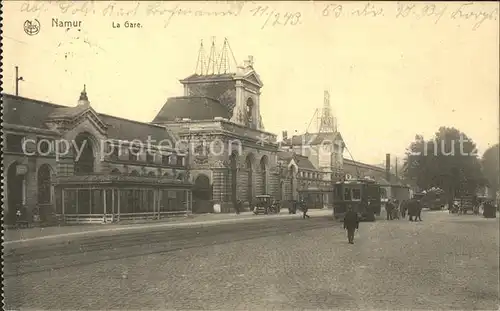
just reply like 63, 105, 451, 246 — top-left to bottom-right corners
5, 217, 339, 277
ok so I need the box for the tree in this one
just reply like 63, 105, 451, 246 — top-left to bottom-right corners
403, 127, 485, 205
481, 144, 499, 196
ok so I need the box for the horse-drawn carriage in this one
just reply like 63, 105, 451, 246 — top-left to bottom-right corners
456, 195, 476, 215
253, 195, 280, 215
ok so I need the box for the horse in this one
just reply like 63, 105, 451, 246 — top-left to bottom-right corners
400, 200, 408, 218
407, 200, 422, 221
391, 206, 400, 219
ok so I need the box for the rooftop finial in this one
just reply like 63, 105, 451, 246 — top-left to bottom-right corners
78, 84, 90, 106
79, 84, 88, 101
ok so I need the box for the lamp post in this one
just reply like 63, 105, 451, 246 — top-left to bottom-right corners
15, 66, 24, 96
185, 125, 192, 215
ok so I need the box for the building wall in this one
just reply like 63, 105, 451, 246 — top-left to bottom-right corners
343, 160, 386, 180
3, 152, 58, 220
3, 115, 189, 222
281, 141, 344, 173
169, 125, 279, 212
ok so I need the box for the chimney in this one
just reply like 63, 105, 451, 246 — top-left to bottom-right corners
282, 130, 288, 140
385, 153, 391, 184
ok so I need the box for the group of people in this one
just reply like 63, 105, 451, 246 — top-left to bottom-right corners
449, 200, 498, 218
239, 199, 310, 218
385, 198, 423, 221
343, 198, 424, 244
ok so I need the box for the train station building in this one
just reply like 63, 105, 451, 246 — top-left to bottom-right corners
3, 89, 192, 225
3, 39, 410, 225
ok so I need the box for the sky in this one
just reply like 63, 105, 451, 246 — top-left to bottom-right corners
3, 1, 499, 164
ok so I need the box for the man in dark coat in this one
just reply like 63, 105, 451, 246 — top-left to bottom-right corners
400, 200, 407, 218
235, 199, 242, 214
386, 200, 395, 220
408, 199, 417, 221
301, 200, 310, 218
415, 199, 423, 221
343, 206, 359, 244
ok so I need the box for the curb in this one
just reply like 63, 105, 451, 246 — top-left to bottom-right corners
4, 210, 332, 246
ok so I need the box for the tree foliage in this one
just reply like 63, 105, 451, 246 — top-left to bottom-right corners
481, 143, 499, 194
403, 127, 485, 197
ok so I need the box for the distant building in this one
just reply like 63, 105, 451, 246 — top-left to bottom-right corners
279, 95, 411, 203
276, 151, 333, 208
343, 156, 411, 202
280, 131, 345, 179
3, 89, 192, 225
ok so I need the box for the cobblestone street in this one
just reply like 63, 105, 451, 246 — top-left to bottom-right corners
4, 211, 499, 310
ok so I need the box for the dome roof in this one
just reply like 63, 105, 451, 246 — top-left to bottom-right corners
152, 96, 231, 123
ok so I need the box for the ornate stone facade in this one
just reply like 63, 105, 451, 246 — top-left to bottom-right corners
3, 90, 192, 225
153, 57, 280, 213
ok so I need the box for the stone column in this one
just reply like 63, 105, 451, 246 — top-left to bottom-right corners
211, 168, 225, 204
255, 92, 261, 130
25, 157, 37, 223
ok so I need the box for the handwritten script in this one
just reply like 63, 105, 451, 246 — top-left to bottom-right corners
322, 2, 498, 30
19, 1, 499, 31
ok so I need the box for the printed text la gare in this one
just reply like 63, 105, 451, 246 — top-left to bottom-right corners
112, 21, 142, 28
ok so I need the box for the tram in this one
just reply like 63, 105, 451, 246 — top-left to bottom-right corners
333, 178, 382, 221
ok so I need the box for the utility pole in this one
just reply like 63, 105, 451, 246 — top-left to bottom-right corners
395, 157, 398, 178
15, 66, 24, 96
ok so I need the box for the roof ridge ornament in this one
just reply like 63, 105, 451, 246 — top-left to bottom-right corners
78, 84, 90, 106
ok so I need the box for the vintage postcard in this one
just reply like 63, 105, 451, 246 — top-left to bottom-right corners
2, 1, 499, 310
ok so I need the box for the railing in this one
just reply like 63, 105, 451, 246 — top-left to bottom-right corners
55, 174, 192, 185
62, 214, 112, 224
59, 210, 188, 224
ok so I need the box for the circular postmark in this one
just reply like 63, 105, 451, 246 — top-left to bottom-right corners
24, 19, 40, 36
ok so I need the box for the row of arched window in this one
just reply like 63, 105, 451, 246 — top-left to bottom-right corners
110, 168, 185, 179
109, 147, 185, 166
298, 171, 324, 180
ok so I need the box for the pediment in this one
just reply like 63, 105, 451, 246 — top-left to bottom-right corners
82, 108, 108, 134
45, 106, 107, 135
288, 159, 298, 170
243, 71, 263, 87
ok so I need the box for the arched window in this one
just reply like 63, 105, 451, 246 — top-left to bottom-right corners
37, 164, 52, 204
148, 171, 155, 177
246, 98, 254, 127
130, 170, 139, 176
74, 132, 95, 174
111, 168, 121, 175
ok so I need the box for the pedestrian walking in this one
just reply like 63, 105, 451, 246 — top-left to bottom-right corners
301, 200, 310, 219
234, 199, 241, 215
416, 200, 423, 221
386, 200, 394, 220
343, 206, 359, 244
400, 200, 407, 218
